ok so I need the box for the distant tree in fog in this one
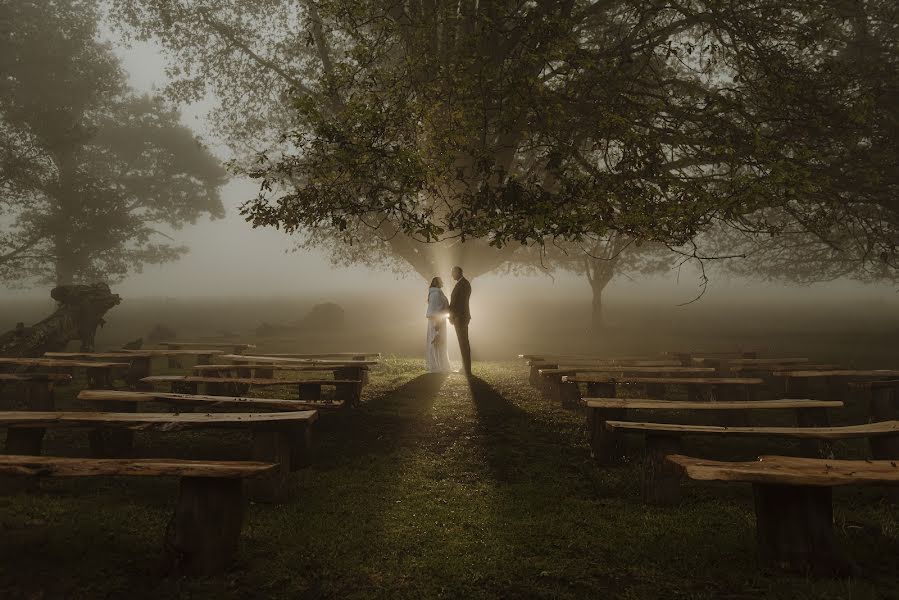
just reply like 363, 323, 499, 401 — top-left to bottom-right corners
0, 0, 226, 286
113, 1, 898, 281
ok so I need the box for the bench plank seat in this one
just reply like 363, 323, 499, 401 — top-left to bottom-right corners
261, 352, 380, 359
585, 399, 843, 410
667, 453, 898, 575
193, 364, 340, 373
78, 390, 344, 411
541, 367, 715, 375
224, 354, 378, 366
605, 419, 899, 440
668, 454, 899, 486
158, 342, 256, 350
0, 358, 129, 369
776, 369, 899, 378
0, 373, 72, 383
0, 454, 274, 478
0, 454, 272, 575
46, 351, 223, 359
0, 410, 318, 429
567, 376, 764, 385
142, 376, 358, 386
693, 357, 809, 366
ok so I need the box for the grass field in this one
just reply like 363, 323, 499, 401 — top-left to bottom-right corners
0, 358, 896, 599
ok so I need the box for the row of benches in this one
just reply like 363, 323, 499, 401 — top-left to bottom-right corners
519, 352, 899, 574
0, 345, 382, 575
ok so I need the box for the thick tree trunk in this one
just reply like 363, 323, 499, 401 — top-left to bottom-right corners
590, 282, 605, 331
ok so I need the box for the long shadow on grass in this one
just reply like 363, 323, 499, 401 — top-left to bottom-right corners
313, 372, 448, 469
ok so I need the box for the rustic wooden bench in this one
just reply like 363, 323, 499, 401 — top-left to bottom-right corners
157, 341, 257, 354
668, 454, 899, 575
526, 358, 682, 387
586, 398, 844, 465
222, 355, 376, 387
0, 410, 317, 503
141, 375, 362, 405
0, 358, 129, 389
78, 389, 346, 412
539, 366, 715, 401
0, 454, 273, 575
0, 373, 72, 416
606, 420, 899, 505
260, 352, 381, 360
44, 351, 222, 388
562, 375, 764, 405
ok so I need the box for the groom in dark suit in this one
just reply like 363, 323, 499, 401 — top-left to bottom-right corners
449, 265, 472, 376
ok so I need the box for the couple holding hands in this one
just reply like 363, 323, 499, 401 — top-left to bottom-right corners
425, 266, 472, 376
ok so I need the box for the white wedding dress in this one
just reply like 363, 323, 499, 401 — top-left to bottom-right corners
425, 286, 451, 373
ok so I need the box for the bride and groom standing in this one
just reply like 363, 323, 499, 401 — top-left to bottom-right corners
426, 266, 472, 376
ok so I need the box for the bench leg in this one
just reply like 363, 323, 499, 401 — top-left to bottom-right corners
88, 401, 136, 457
753, 483, 852, 575
127, 357, 153, 391
172, 381, 199, 395
166, 476, 244, 576
249, 430, 292, 503
528, 365, 540, 387
167, 357, 183, 370
298, 383, 322, 402
642, 433, 682, 505
869, 388, 899, 502
559, 381, 581, 408
589, 407, 626, 466
796, 407, 834, 458
290, 423, 315, 472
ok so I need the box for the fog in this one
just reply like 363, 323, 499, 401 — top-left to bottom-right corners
3, 27, 897, 362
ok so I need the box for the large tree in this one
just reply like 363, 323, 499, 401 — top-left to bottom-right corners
0, 0, 227, 285
114, 1, 898, 278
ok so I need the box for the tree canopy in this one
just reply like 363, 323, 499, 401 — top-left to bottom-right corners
1, 0, 227, 285
113, 0, 898, 279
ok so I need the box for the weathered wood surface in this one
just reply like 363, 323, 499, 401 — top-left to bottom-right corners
142, 376, 359, 386
0, 410, 318, 429
849, 379, 899, 390
194, 364, 339, 373
607, 420, 899, 440
78, 390, 345, 411
693, 357, 809, 366
0, 373, 72, 383
585, 399, 843, 410
540, 366, 716, 375
45, 350, 223, 359
0, 454, 275, 478
0, 358, 129, 369
565, 376, 764, 385
668, 454, 899, 486
261, 352, 381, 359
776, 370, 899, 378
158, 342, 256, 350
0, 284, 121, 356
730, 364, 840, 373
224, 354, 378, 366
530, 359, 682, 368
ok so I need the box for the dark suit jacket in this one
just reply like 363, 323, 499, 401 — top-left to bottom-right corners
450, 277, 472, 323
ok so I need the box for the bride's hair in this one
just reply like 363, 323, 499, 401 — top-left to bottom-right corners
429, 277, 443, 289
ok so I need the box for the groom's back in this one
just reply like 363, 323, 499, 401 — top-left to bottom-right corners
451, 278, 472, 321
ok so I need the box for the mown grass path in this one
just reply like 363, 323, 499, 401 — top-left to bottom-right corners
0, 360, 896, 599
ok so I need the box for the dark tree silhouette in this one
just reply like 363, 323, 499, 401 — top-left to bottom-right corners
0, 0, 227, 285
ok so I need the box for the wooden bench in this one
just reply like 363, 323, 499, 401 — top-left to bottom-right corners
0, 358, 129, 389
525, 358, 682, 387
260, 352, 381, 360
606, 420, 899, 505
538, 366, 715, 401
157, 341, 257, 354
0, 373, 72, 412
78, 389, 346, 412
0, 454, 273, 575
0, 410, 317, 503
222, 355, 376, 387
141, 375, 362, 405
562, 375, 764, 405
586, 398, 844, 465
668, 454, 899, 575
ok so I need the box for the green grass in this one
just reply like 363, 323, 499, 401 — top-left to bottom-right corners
0, 359, 897, 599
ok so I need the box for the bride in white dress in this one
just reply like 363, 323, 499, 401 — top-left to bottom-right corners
425, 277, 452, 373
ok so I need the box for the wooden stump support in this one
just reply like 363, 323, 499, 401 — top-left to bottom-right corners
642, 433, 683, 505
